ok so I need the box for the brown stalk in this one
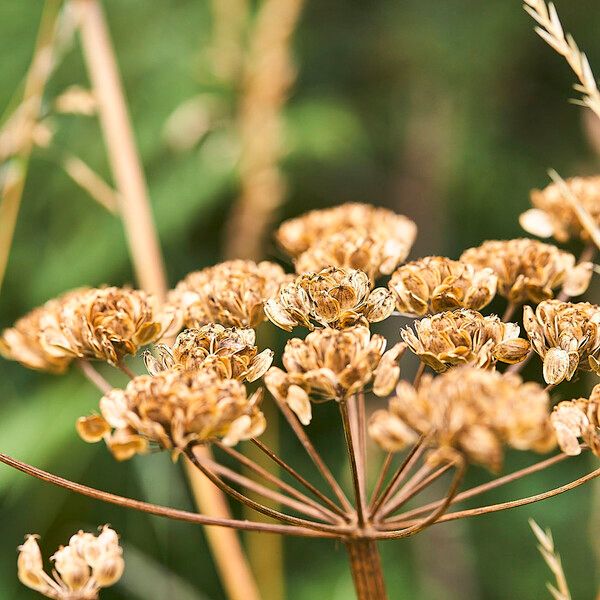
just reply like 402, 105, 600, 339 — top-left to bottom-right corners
249, 438, 349, 520
340, 400, 367, 526
274, 395, 353, 512
345, 539, 388, 600
0, 0, 61, 293
75, 2, 258, 598
77, 360, 113, 394
217, 441, 345, 523
369, 453, 394, 510
0, 451, 336, 539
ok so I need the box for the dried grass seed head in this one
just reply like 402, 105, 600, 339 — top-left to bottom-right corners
144, 324, 273, 382
168, 260, 290, 329
551, 384, 600, 457
401, 309, 530, 372
388, 256, 498, 316
523, 300, 600, 384
369, 367, 555, 471
522, 175, 600, 242
460, 239, 592, 304
264, 267, 394, 331
77, 370, 266, 460
17, 526, 123, 599
264, 325, 403, 425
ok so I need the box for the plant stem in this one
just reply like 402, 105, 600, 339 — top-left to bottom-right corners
345, 539, 388, 600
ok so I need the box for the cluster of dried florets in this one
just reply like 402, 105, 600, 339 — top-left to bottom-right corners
265, 267, 394, 331
18, 526, 123, 599
460, 239, 592, 304
277, 203, 417, 280
401, 309, 530, 372
0, 287, 178, 370
265, 326, 404, 424
388, 256, 497, 316
168, 259, 290, 328
78, 369, 266, 459
521, 176, 600, 242
369, 367, 555, 471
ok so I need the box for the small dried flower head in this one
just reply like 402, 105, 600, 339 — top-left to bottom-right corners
276, 203, 417, 258
523, 300, 600, 384
17, 526, 123, 599
77, 370, 266, 460
168, 260, 290, 329
143, 324, 273, 382
264, 267, 394, 331
389, 256, 498, 316
401, 309, 530, 372
369, 367, 555, 471
264, 326, 403, 425
460, 239, 592, 304
20, 286, 178, 367
551, 384, 600, 457
0, 288, 89, 373
522, 175, 600, 242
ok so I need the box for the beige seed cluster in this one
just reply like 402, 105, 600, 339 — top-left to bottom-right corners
0, 287, 177, 369
521, 176, 600, 242
276, 203, 417, 280
523, 300, 600, 384
168, 259, 290, 329
401, 309, 530, 372
17, 526, 123, 599
369, 367, 555, 471
143, 324, 273, 382
388, 256, 497, 316
460, 239, 592, 304
264, 267, 394, 331
265, 326, 404, 425
77, 370, 266, 460
551, 384, 600, 456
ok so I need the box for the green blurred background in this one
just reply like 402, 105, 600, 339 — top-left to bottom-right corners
1, 1, 600, 598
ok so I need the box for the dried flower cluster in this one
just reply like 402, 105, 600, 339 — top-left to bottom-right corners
0, 287, 177, 370
265, 267, 394, 331
460, 239, 592, 304
168, 259, 290, 329
369, 367, 555, 471
18, 526, 123, 599
522, 176, 600, 242
144, 324, 273, 382
401, 309, 530, 372
265, 326, 403, 424
277, 203, 417, 280
524, 300, 600, 384
551, 384, 600, 456
388, 256, 497, 316
77, 370, 265, 459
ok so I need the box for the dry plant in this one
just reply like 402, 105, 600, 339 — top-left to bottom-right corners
4, 1, 600, 600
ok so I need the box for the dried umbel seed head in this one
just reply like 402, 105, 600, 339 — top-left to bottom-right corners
389, 256, 498, 316
369, 367, 555, 472
401, 309, 530, 372
460, 239, 592, 304
294, 228, 412, 282
522, 175, 600, 242
264, 267, 394, 331
276, 202, 417, 259
551, 385, 600, 457
143, 325, 273, 382
23, 287, 178, 367
77, 370, 266, 460
17, 526, 123, 599
523, 300, 600, 384
264, 326, 403, 425
168, 260, 290, 329
0, 288, 89, 373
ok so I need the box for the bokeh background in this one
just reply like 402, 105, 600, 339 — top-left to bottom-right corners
1, 1, 600, 598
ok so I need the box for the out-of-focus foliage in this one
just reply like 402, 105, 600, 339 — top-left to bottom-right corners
1, 1, 599, 598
